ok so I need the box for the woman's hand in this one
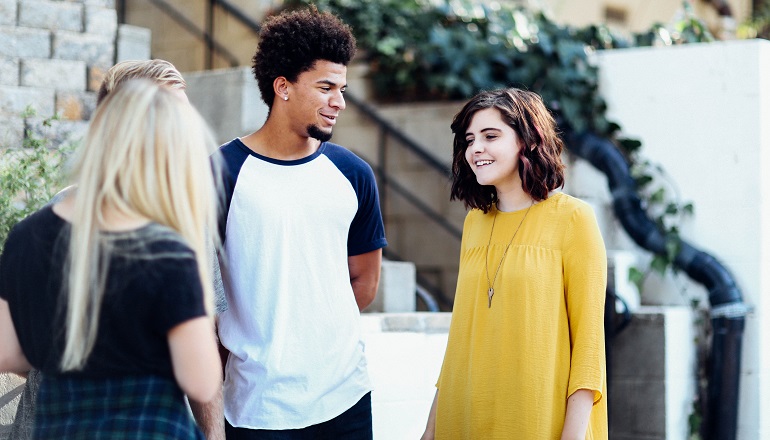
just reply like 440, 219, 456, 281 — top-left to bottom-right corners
560, 389, 595, 440
421, 390, 438, 440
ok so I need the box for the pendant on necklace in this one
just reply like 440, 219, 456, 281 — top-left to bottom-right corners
488, 287, 494, 308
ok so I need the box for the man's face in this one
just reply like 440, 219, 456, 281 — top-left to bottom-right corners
286, 60, 347, 142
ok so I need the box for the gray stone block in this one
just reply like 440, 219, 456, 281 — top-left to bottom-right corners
0, 0, 17, 26
0, 85, 55, 117
83, 0, 116, 8
56, 90, 96, 121
19, 0, 84, 32
0, 116, 24, 148
0, 26, 51, 58
85, 6, 117, 37
611, 311, 666, 380
116, 24, 151, 62
26, 116, 87, 150
0, 57, 19, 86
87, 64, 108, 92
21, 58, 87, 91
53, 30, 114, 68
609, 378, 666, 437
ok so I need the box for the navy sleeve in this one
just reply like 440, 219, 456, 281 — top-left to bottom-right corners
347, 160, 388, 256
213, 139, 251, 243
323, 143, 388, 256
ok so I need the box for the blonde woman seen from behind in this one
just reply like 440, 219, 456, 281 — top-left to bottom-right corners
0, 80, 222, 438
6, 58, 197, 440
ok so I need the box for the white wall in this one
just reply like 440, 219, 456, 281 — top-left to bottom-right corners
570, 39, 770, 440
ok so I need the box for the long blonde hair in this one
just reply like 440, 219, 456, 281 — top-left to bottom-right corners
60, 80, 220, 371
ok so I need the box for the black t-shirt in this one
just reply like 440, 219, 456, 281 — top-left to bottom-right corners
0, 206, 207, 379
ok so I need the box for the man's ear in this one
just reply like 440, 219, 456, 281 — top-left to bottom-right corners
274, 76, 290, 102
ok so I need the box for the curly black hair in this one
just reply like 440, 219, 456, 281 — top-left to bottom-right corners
252, 6, 356, 109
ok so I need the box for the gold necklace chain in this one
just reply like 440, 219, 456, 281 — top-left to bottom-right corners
485, 202, 533, 308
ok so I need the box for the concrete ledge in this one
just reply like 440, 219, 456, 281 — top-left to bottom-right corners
364, 312, 451, 333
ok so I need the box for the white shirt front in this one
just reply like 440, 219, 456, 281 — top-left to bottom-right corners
216, 139, 386, 429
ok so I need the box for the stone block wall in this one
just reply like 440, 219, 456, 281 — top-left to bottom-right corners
0, 0, 150, 152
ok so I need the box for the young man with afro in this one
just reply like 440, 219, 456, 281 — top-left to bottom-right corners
192, 6, 387, 440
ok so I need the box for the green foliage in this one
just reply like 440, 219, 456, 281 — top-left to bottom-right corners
0, 108, 71, 247
738, 0, 770, 39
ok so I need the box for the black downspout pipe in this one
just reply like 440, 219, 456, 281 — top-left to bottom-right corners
565, 130, 748, 440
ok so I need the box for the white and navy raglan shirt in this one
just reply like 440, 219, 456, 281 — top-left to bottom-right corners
215, 138, 387, 430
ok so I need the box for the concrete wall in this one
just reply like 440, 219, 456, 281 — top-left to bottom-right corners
185, 66, 267, 147
567, 39, 770, 440
123, 0, 268, 72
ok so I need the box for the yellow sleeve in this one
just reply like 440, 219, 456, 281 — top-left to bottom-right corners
562, 203, 607, 404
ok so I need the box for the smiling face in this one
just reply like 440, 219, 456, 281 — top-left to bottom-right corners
284, 60, 347, 143
464, 107, 523, 194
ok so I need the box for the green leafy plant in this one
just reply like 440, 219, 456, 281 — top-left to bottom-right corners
0, 108, 72, 247
738, 0, 770, 39
627, 158, 695, 292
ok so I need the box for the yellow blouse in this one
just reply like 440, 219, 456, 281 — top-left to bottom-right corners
436, 192, 608, 440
